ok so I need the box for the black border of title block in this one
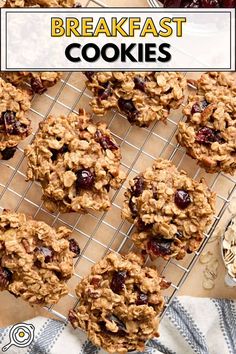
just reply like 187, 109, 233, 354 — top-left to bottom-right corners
0, 8, 235, 72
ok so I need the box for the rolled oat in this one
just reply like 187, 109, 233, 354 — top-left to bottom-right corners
69, 252, 166, 353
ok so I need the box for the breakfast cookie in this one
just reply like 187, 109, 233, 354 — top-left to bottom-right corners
0, 210, 80, 305
84, 72, 187, 127
195, 72, 236, 93
177, 72, 236, 174
25, 109, 125, 213
122, 159, 215, 260
2, 0, 78, 7
69, 252, 166, 353
0, 78, 31, 160
1, 72, 62, 94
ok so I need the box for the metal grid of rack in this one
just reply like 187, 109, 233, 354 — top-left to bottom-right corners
1, 0, 236, 325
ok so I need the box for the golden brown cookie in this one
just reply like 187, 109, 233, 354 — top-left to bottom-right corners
25, 109, 125, 213
177, 72, 236, 174
0, 210, 80, 305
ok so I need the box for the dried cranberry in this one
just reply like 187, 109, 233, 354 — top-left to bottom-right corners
152, 187, 158, 200
141, 250, 147, 258
2, 110, 15, 126
196, 127, 215, 144
99, 321, 109, 334
163, 0, 182, 6
0, 267, 12, 288
134, 77, 146, 92
131, 176, 144, 197
51, 149, 58, 162
61, 145, 69, 153
111, 271, 127, 294
191, 100, 209, 114
118, 98, 138, 123
191, 103, 201, 114
55, 271, 63, 280
147, 238, 172, 256
1, 111, 28, 135
69, 239, 80, 257
98, 83, 112, 101
51, 145, 68, 161
34, 260, 41, 268
200, 100, 209, 110
36, 246, 54, 263
175, 190, 191, 209
128, 198, 138, 217
91, 277, 101, 288
196, 127, 224, 145
136, 292, 148, 305
106, 315, 127, 336
136, 219, 151, 231
84, 72, 96, 81
95, 130, 118, 150
31, 78, 47, 95
99, 315, 127, 336
104, 184, 110, 192
1, 147, 17, 160
76, 169, 94, 189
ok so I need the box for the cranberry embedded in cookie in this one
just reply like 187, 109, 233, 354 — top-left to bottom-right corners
122, 158, 216, 260
84, 72, 187, 127
68, 252, 166, 353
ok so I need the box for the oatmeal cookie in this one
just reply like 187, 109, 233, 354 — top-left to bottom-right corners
0, 78, 31, 160
69, 252, 166, 353
2, 0, 78, 7
25, 109, 125, 213
177, 72, 236, 174
161, 0, 235, 8
196, 72, 236, 93
122, 159, 215, 260
1, 72, 62, 94
0, 210, 80, 305
84, 72, 187, 127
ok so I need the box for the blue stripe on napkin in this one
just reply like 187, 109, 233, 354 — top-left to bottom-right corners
166, 298, 209, 354
27, 319, 65, 354
212, 299, 236, 354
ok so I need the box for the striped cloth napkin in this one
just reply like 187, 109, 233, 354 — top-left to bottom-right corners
0, 296, 235, 354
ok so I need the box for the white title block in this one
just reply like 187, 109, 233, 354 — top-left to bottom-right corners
0, 8, 235, 71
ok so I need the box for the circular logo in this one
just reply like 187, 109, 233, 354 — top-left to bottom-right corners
2, 323, 35, 352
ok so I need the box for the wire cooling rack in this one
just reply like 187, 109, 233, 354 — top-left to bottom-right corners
1, 0, 236, 326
